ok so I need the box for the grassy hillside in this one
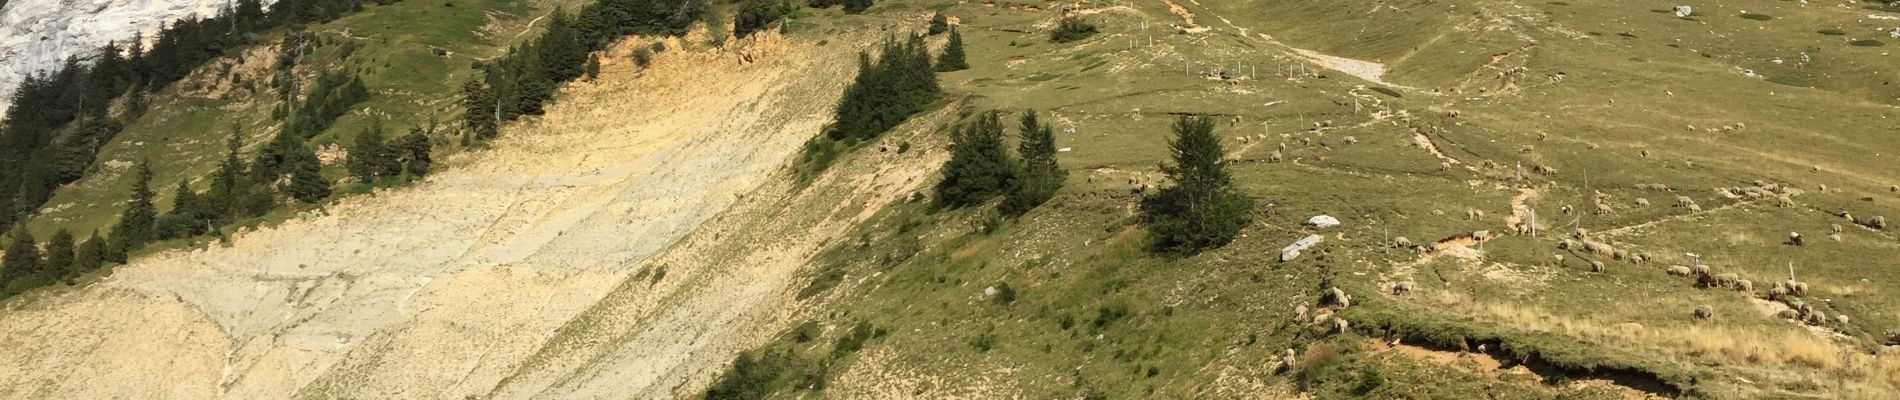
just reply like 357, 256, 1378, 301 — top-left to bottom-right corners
707, 0, 1900, 398
21, 0, 562, 241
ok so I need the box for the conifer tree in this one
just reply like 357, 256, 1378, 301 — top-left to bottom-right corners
461, 80, 498, 140
113, 161, 158, 252
936, 111, 1017, 208
287, 138, 331, 203
1140, 116, 1255, 254
585, 53, 601, 81
936, 28, 968, 72
1, 227, 39, 287
157, 180, 207, 239
1001, 110, 1064, 216
210, 127, 245, 220
349, 120, 387, 183
44, 229, 74, 281
74, 231, 107, 272
928, 12, 949, 35
398, 127, 433, 177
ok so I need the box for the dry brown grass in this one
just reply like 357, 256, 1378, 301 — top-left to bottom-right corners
1427, 291, 1900, 393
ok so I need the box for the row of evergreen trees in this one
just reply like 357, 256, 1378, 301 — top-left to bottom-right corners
0, 0, 379, 234
934, 110, 1065, 217
795, 23, 966, 179
0, 116, 436, 298
461, 0, 709, 141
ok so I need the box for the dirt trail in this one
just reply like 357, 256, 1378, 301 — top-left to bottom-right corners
0, 29, 890, 399
1504, 188, 1540, 233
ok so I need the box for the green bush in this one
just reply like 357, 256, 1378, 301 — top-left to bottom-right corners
1050, 17, 1099, 43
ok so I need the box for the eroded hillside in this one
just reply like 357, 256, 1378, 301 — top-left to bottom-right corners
0, 25, 931, 398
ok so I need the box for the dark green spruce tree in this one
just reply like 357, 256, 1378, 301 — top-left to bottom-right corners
1140, 115, 1255, 254
74, 231, 107, 272
1, 228, 40, 288
113, 161, 159, 252
286, 138, 331, 203
156, 180, 208, 239
209, 127, 246, 221
1000, 110, 1065, 217
935, 111, 1017, 208
44, 229, 75, 282
928, 12, 949, 35
936, 28, 968, 72
461, 79, 498, 140
349, 120, 388, 183
397, 127, 433, 177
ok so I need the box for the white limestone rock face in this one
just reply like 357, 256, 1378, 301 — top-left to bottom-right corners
0, 0, 259, 115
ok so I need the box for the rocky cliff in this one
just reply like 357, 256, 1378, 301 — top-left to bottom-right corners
0, 0, 252, 115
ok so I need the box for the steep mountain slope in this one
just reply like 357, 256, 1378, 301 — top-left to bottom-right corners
2, 0, 1898, 398
0, 0, 245, 114
0, 25, 916, 398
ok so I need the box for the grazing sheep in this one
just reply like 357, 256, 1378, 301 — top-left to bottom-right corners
1573, 228, 1590, 240
1776, 309, 1800, 320
1688, 204, 1702, 212
1828, 233, 1842, 242
1735, 279, 1753, 293
1676, 196, 1695, 208
1699, 272, 1740, 288
1867, 216, 1887, 230
1268, 150, 1284, 163
1294, 305, 1309, 321
1465, 208, 1485, 220
1807, 311, 1828, 326
1691, 264, 1710, 276
1775, 195, 1794, 208
1281, 349, 1298, 370
1832, 224, 1844, 234
1343, 136, 1359, 144
1596, 203, 1614, 214
1693, 305, 1714, 321
1788, 232, 1805, 246
1636, 198, 1650, 207
1333, 318, 1351, 333
1665, 265, 1693, 277
1393, 281, 1417, 296
1591, 260, 1606, 273
1393, 237, 1414, 248
1767, 285, 1791, 300
1836, 314, 1850, 325
1635, 252, 1653, 264
1612, 249, 1629, 261
1786, 280, 1809, 296
1326, 287, 1353, 308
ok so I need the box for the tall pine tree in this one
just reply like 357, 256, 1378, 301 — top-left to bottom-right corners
348, 120, 388, 183
935, 111, 1017, 208
113, 161, 158, 252
210, 127, 244, 213
1, 227, 40, 288
287, 138, 331, 203
1140, 116, 1255, 254
1000, 110, 1064, 217
74, 231, 107, 272
44, 229, 75, 282
936, 28, 967, 72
